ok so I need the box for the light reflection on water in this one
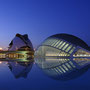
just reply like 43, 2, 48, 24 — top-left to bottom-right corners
0, 59, 89, 90
0, 59, 34, 79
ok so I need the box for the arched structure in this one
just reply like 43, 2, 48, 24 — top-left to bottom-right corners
35, 33, 90, 80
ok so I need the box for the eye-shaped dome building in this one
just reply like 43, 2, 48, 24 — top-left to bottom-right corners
34, 33, 90, 80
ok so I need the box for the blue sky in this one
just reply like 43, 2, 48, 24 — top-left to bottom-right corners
0, 0, 89, 49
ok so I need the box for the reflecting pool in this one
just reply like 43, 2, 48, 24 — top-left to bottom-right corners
0, 59, 90, 90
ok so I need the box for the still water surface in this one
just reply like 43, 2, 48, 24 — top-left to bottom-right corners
0, 60, 90, 90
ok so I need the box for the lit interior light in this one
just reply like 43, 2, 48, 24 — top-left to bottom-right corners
0, 48, 3, 51
0, 61, 2, 64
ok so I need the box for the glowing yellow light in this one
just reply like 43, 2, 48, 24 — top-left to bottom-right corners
0, 48, 3, 50
0, 61, 2, 64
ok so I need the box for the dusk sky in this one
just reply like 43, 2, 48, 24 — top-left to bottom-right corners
0, 1, 90, 90
0, 0, 89, 49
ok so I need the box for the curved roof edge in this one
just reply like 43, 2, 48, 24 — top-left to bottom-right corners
48, 33, 89, 50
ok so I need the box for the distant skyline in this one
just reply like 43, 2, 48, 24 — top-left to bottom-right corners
0, 0, 89, 49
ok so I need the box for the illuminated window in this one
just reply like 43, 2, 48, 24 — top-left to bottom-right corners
62, 64, 69, 71
62, 43, 69, 51
56, 41, 63, 48
65, 63, 72, 70
51, 39, 58, 46
56, 67, 63, 73
59, 66, 66, 73
73, 49, 90, 57
65, 45, 72, 52
54, 68, 59, 73
59, 42, 66, 49
69, 47, 75, 54
69, 61, 76, 68
53, 40, 61, 47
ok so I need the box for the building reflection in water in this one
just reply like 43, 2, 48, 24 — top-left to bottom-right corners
8, 60, 34, 79
34, 34, 90, 80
